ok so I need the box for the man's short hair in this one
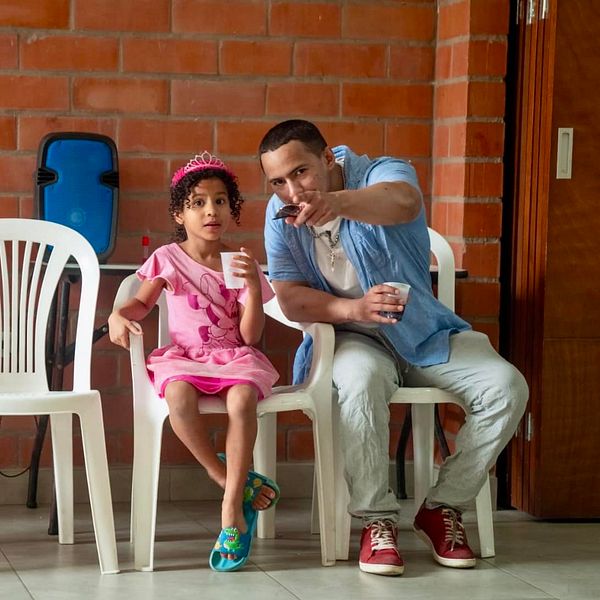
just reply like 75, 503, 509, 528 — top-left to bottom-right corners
258, 119, 327, 157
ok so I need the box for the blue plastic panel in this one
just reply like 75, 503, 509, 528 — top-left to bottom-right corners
37, 135, 118, 261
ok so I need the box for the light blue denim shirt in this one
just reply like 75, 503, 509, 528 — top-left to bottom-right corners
264, 145, 471, 383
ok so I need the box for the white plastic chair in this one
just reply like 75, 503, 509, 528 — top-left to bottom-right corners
330, 227, 496, 560
0, 218, 119, 574
113, 273, 336, 571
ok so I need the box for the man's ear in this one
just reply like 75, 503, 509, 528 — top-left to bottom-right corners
323, 147, 336, 171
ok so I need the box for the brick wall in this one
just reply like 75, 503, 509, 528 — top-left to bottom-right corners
0, 0, 508, 471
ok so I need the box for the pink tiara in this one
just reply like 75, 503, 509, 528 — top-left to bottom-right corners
171, 151, 236, 187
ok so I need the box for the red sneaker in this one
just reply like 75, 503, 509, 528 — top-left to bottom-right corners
358, 519, 404, 576
413, 503, 476, 568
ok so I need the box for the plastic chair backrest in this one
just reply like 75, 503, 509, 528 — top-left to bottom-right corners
427, 227, 455, 311
0, 218, 99, 393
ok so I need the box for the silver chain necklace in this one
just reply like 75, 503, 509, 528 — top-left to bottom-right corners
307, 225, 341, 270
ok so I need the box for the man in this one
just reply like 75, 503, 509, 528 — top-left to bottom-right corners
259, 119, 528, 576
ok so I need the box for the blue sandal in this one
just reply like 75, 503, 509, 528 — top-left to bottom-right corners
217, 453, 281, 512
209, 526, 253, 572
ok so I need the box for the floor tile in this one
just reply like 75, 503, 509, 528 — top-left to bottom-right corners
1, 499, 598, 599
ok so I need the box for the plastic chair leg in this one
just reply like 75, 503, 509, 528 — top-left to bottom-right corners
78, 399, 119, 575
254, 413, 277, 539
132, 414, 164, 572
330, 400, 351, 561
311, 406, 337, 566
411, 403, 435, 512
50, 413, 74, 545
475, 476, 496, 557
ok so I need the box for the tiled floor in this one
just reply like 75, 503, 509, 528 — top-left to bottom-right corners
0, 498, 598, 600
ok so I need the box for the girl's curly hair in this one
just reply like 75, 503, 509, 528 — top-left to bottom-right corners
168, 168, 244, 242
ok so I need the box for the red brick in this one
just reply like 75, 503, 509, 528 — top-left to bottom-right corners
161, 429, 196, 464
435, 44, 453, 80
434, 82, 469, 118
19, 434, 52, 468
295, 42, 385, 78
0, 156, 36, 193
317, 121, 385, 157
217, 121, 278, 156
172, 81, 266, 117
471, 320, 500, 349
18, 116, 116, 151
432, 124, 453, 158
123, 39, 217, 75
0, 34, 17, 69
0, 116, 16, 150
0, 196, 19, 217
264, 317, 303, 351
0, 416, 34, 431
20, 35, 119, 71
270, 3, 341, 37
277, 411, 311, 426
230, 198, 267, 233
0, 0, 69, 28
470, 0, 509, 36
468, 81, 506, 117
469, 40, 508, 77
287, 429, 314, 461
118, 119, 213, 154
267, 82, 339, 116
19, 196, 34, 218
0, 436, 18, 468
434, 122, 472, 158
73, 78, 169, 114
449, 41, 470, 79
119, 197, 181, 234
431, 198, 462, 234
173, 0, 266, 35
343, 83, 432, 118
100, 393, 133, 430
460, 241, 501, 279
385, 123, 432, 158
74, 0, 170, 32
433, 200, 502, 237
465, 121, 505, 157
390, 45, 435, 81
464, 161, 503, 197
120, 157, 168, 193
437, 0, 470, 40
344, 4, 435, 41
220, 159, 264, 195
221, 40, 292, 76
455, 281, 500, 317
0, 75, 69, 110
412, 160, 431, 196
91, 353, 119, 390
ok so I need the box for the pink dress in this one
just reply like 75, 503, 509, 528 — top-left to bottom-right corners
137, 243, 279, 400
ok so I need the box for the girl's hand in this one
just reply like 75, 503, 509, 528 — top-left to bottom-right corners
230, 247, 260, 293
351, 284, 405, 324
108, 312, 143, 350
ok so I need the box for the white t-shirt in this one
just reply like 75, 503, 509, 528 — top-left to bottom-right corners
310, 217, 379, 331
310, 217, 362, 299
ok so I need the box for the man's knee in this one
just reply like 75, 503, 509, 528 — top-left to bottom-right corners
473, 363, 528, 421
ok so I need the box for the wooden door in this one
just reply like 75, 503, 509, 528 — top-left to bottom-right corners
507, 0, 600, 517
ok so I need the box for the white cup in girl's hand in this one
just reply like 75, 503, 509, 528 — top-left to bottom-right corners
380, 282, 411, 320
220, 252, 246, 289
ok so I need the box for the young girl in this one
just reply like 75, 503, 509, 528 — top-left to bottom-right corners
108, 152, 280, 572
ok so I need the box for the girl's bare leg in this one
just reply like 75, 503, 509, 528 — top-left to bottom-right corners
163, 381, 226, 487
221, 384, 258, 537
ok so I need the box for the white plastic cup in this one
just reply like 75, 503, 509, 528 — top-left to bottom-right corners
380, 282, 411, 320
220, 251, 246, 289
